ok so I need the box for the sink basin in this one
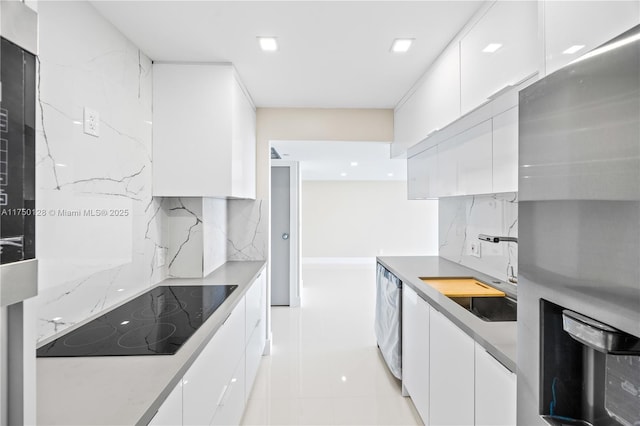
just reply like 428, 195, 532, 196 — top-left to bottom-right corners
449, 296, 517, 322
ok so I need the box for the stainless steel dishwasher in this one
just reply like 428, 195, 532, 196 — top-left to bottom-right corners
375, 262, 402, 379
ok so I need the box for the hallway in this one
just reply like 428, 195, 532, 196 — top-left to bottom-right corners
242, 263, 422, 425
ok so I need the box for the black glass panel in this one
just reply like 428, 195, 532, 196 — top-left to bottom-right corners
36, 285, 237, 357
0, 37, 36, 264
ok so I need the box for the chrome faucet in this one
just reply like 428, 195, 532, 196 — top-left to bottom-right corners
478, 234, 518, 284
478, 234, 518, 244
507, 266, 518, 284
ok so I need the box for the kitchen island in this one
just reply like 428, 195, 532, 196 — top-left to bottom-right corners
37, 261, 266, 426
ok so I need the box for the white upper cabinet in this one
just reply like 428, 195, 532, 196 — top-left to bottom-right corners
153, 63, 256, 198
460, 1, 538, 114
492, 106, 518, 193
394, 44, 461, 155
407, 145, 438, 200
436, 120, 493, 197
544, 0, 640, 75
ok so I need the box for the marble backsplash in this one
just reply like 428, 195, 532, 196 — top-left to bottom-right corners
34, 1, 164, 341
439, 193, 518, 282
34, 2, 266, 342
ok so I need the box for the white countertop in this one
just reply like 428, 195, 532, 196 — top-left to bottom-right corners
37, 261, 266, 426
377, 256, 517, 372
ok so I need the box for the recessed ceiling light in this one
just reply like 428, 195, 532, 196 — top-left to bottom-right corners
387, 172, 394, 177
350, 161, 358, 167
391, 38, 414, 53
563, 45, 585, 55
482, 43, 503, 53
121, 320, 130, 326
53, 317, 62, 321
340, 172, 347, 177
117, 288, 124, 292
258, 37, 278, 52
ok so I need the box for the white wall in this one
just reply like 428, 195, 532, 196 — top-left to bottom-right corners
301, 180, 438, 259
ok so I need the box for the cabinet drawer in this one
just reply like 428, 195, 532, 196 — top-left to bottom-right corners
183, 298, 245, 425
210, 355, 246, 426
245, 322, 265, 403
245, 273, 264, 344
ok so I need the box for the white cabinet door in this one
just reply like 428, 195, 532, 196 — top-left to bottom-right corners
148, 381, 183, 426
407, 145, 437, 200
436, 120, 492, 197
475, 343, 517, 426
429, 307, 475, 426
231, 76, 256, 199
457, 120, 493, 195
402, 286, 430, 424
435, 138, 458, 197
182, 298, 245, 426
544, 1, 640, 75
460, 1, 538, 114
245, 272, 266, 402
153, 63, 256, 198
492, 107, 518, 193
394, 43, 461, 156
210, 355, 246, 426
245, 272, 264, 344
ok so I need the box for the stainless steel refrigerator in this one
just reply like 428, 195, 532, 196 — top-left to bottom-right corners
518, 24, 640, 426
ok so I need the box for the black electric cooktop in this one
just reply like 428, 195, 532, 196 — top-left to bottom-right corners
36, 285, 237, 357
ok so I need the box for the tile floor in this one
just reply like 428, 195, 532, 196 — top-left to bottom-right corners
241, 263, 422, 425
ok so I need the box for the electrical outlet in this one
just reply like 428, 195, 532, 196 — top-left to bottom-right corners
470, 241, 481, 258
83, 107, 100, 137
155, 247, 166, 268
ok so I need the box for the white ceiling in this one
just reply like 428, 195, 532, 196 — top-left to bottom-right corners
271, 140, 406, 181
90, 1, 483, 108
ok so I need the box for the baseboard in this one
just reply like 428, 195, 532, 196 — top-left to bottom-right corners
302, 257, 376, 265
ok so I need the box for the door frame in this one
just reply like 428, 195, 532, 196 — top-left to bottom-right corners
270, 160, 301, 307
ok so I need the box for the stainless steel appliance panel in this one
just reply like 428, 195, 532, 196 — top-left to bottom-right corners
518, 24, 640, 426
519, 27, 640, 201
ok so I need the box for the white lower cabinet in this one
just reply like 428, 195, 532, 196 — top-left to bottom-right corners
245, 272, 266, 402
148, 381, 183, 426
211, 355, 246, 426
475, 343, 517, 426
401, 292, 517, 426
183, 298, 245, 425
429, 307, 475, 426
401, 286, 430, 423
149, 272, 267, 426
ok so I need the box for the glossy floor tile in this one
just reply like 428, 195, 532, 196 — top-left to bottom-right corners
242, 263, 422, 426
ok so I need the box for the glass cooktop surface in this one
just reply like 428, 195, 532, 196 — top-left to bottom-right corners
36, 285, 237, 357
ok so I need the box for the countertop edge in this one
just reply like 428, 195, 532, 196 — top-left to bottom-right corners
376, 256, 517, 373
37, 260, 267, 426
138, 260, 267, 425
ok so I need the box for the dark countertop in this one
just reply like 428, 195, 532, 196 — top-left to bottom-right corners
37, 260, 266, 426
377, 256, 517, 372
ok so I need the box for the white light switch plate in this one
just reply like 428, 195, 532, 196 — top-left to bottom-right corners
470, 241, 481, 258
83, 107, 100, 137
155, 246, 166, 268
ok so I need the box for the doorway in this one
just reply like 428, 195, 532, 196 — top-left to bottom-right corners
270, 160, 301, 306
